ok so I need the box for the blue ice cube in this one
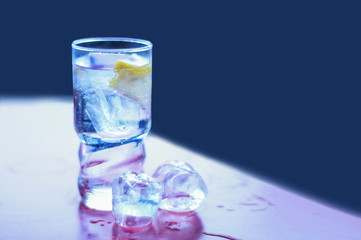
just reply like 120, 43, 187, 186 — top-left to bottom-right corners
152, 160, 207, 212
112, 171, 163, 229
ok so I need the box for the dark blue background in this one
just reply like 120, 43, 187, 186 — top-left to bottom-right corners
1, 1, 360, 214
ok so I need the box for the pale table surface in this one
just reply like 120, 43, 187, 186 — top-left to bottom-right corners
0, 98, 360, 240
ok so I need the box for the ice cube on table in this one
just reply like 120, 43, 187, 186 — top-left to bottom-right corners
152, 160, 207, 212
112, 171, 163, 230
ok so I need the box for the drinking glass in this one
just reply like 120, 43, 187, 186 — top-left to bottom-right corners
72, 37, 152, 210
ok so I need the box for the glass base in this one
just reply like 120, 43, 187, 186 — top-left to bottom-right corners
78, 140, 145, 211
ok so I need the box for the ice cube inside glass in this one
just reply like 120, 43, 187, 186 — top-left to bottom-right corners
72, 38, 152, 146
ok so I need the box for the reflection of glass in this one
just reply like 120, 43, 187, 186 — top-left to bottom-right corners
78, 202, 113, 239
112, 210, 203, 240
78, 203, 203, 240
152, 210, 203, 240
72, 38, 152, 210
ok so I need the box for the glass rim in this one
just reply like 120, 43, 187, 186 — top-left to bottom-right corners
72, 37, 152, 53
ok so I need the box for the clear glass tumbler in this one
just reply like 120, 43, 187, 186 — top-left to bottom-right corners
72, 38, 152, 210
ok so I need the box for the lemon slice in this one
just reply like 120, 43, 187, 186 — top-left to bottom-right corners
114, 60, 151, 76
113, 60, 136, 70
109, 60, 151, 87
109, 60, 152, 111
